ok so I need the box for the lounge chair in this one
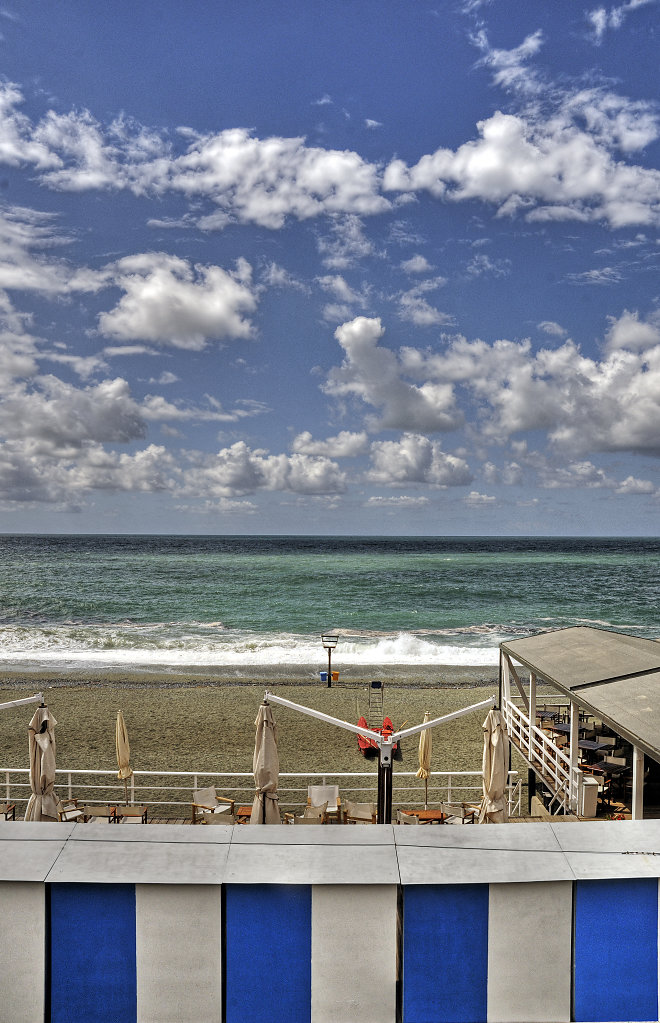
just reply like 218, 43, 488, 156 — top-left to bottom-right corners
342, 799, 377, 824
397, 809, 420, 824
57, 798, 85, 823
191, 786, 235, 824
284, 801, 328, 824
308, 785, 340, 822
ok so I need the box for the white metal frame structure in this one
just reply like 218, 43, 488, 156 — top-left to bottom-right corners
263, 691, 495, 822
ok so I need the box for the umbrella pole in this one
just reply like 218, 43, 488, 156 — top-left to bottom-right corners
123, 778, 128, 805
425, 776, 428, 810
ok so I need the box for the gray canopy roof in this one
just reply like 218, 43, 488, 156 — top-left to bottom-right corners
501, 626, 660, 763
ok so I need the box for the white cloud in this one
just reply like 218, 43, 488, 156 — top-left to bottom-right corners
538, 321, 567, 337
587, 0, 657, 42
465, 253, 511, 277
604, 309, 660, 353
292, 430, 369, 457
367, 434, 473, 487
365, 495, 429, 508
325, 316, 461, 432
464, 490, 496, 506
98, 253, 258, 349
317, 215, 375, 268
400, 254, 432, 274
383, 90, 660, 229
615, 474, 656, 494
397, 278, 451, 327
182, 441, 346, 498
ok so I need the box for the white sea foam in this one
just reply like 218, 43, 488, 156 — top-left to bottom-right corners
0, 625, 500, 668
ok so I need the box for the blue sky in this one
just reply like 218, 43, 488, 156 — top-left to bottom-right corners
1, 1, 659, 535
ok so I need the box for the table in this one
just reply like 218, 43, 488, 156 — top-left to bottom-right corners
399, 808, 447, 824
549, 721, 589, 736
0, 802, 16, 821
115, 805, 148, 824
236, 805, 253, 823
82, 805, 117, 823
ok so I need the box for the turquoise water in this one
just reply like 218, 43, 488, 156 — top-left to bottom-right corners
0, 535, 657, 669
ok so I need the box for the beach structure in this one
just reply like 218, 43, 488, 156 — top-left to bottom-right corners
500, 626, 660, 820
2, 818, 660, 1022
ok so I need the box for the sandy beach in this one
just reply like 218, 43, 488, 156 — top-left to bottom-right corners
0, 665, 507, 803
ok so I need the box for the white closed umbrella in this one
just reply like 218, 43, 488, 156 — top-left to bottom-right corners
24, 704, 58, 821
479, 708, 509, 823
116, 710, 133, 805
415, 711, 432, 808
250, 702, 280, 824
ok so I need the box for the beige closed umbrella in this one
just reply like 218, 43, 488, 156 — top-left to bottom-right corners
116, 710, 133, 805
250, 701, 280, 824
415, 711, 432, 808
24, 704, 58, 821
479, 708, 509, 823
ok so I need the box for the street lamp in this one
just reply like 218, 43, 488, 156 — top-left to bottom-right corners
321, 633, 339, 688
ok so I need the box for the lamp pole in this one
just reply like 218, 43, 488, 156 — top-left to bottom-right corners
321, 633, 338, 688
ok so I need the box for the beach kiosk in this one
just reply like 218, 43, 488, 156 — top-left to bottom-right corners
499, 626, 660, 819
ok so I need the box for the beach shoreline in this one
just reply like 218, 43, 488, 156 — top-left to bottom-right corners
0, 662, 498, 690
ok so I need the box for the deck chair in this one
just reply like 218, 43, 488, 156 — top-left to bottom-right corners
191, 786, 235, 824
439, 802, 476, 824
396, 809, 420, 824
308, 785, 340, 822
343, 799, 377, 824
57, 798, 84, 823
285, 801, 327, 824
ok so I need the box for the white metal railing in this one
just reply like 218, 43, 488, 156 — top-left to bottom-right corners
2, 766, 521, 819
502, 697, 580, 812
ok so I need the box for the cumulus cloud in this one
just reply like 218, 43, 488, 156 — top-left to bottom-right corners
324, 317, 461, 432
98, 253, 258, 348
383, 89, 660, 229
604, 309, 660, 353
367, 433, 473, 487
182, 441, 346, 498
292, 430, 369, 457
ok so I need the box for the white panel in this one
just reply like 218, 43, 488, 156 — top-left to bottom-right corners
0, 881, 45, 1020
311, 884, 397, 1023
136, 884, 222, 1023
487, 881, 572, 1023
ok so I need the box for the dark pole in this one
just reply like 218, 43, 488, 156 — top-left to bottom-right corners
377, 740, 393, 823
327, 647, 332, 688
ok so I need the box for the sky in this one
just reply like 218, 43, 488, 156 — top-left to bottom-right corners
1, 1, 660, 536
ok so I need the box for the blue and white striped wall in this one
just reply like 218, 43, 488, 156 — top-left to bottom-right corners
1, 820, 660, 1023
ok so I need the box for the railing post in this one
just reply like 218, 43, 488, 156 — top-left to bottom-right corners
130, 775, 135, 805
68, 773, 72, 800
569, 701, 579, 813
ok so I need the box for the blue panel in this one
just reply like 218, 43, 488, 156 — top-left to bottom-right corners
225, 884, 311, 1023
50, 883, 136, 1023
574, 878, 658, 1022
403, 884, 488, 1023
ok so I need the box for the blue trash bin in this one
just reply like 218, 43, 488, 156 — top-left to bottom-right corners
319, 671, 328, 682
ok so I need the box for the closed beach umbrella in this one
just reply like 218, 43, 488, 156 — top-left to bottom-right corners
415, 711, 432, 809
24, 704, 58, 822
250, 702, 280, 824
479, 709, 509, 824
116, 710, 133, 805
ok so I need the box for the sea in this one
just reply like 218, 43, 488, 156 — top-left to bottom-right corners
0, 535, 657, 676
